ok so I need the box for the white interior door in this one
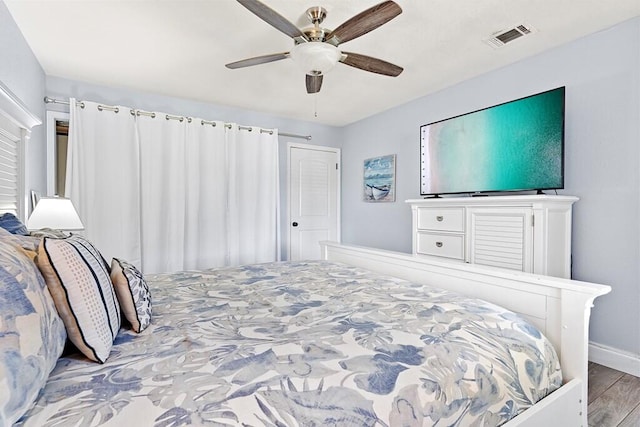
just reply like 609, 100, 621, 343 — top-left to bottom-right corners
288, 144, 340, 261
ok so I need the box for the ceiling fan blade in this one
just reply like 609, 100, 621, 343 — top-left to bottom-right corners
306, 74, 323, 94
340, 52, 403, 76
236, 0, 308, 42
225, 52, 289, 69
325, 1, 402, 46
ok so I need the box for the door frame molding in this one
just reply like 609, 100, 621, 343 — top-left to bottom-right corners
46, 110, 69, 196
286, 142, 341, 260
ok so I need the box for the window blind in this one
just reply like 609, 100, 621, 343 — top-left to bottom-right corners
0, 115, 22, 216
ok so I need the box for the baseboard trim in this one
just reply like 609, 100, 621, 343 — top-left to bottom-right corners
589, 341, 640, 377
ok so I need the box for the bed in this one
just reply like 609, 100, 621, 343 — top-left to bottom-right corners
1, 228, 609, 426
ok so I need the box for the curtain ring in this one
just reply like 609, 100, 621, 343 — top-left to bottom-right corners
97, 105, 119, 113
165, 114, 184, 122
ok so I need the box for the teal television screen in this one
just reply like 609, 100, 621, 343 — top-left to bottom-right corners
420, 87, 565, 196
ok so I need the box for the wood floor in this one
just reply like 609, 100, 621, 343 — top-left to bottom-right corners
588, 362, 640, 426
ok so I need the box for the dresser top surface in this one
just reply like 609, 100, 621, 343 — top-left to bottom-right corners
406, 194, 578, 207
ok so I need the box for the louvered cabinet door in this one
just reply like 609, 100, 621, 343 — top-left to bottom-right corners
467, 208, 533, 273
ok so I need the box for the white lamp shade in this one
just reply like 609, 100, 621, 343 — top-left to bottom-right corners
290, 42, 342, 75
27, 197, 84, 231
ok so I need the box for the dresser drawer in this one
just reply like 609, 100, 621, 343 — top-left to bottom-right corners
416, 232, 464, 260
417, 207, 464, 232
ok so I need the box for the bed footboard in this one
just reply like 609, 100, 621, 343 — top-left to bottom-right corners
321, 241, 610, 425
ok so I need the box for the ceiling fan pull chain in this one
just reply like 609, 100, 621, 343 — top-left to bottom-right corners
314, 94, 318, 118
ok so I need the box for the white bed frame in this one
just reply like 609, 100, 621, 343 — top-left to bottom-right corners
321, 241, 611, 426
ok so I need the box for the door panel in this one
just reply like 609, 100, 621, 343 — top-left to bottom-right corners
467, 208, 533, 272
297, 229, 329, 260
289, 145, 339, 260
300, 159, 330, 216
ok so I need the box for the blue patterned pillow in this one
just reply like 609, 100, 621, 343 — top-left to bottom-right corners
0, 213, 29, 235
0, 240, 67, 425
36, 235, 121, 363
0, 227, 40, 252
111, 258, 152, 332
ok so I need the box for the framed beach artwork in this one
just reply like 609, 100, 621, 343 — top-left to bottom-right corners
363, 154, 396, 202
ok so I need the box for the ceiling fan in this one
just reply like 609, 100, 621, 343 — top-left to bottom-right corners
225, 0, 404, 94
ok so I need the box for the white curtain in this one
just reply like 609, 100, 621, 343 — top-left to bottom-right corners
136, 112, 187, 273
67, 99, 279, 273
227, 126, 280, 266
67, 99, 142, 267
184, 120, 228, 270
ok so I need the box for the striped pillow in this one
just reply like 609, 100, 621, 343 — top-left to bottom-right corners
36, 235, 121, 363
111, 258, 152, 333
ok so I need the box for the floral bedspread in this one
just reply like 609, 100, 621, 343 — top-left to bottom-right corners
20, 260, 562, 427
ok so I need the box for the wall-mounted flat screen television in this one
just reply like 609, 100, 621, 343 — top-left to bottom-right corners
420, 87, 565, 196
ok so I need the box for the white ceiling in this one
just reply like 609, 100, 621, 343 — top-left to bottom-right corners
6, 0, 640, 126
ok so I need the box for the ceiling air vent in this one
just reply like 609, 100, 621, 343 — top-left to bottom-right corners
484, 24, 535, 48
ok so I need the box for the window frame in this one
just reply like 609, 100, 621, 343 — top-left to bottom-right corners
0, 81, 42, 221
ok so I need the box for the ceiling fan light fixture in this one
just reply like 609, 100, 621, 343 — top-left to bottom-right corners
291, 42, 341, 75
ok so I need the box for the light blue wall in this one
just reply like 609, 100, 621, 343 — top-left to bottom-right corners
0, 1, 46, 204
341, 18, 640, 356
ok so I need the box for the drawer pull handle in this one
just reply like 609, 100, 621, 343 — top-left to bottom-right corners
435, 242, 443, 248
436, 216, 444, 222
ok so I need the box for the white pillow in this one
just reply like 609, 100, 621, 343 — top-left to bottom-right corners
36, 235, 120, 363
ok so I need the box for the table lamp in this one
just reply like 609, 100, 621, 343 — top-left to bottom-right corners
27, 197, 84, 231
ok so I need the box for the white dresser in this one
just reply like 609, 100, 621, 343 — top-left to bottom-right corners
407, 195, 578, 278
